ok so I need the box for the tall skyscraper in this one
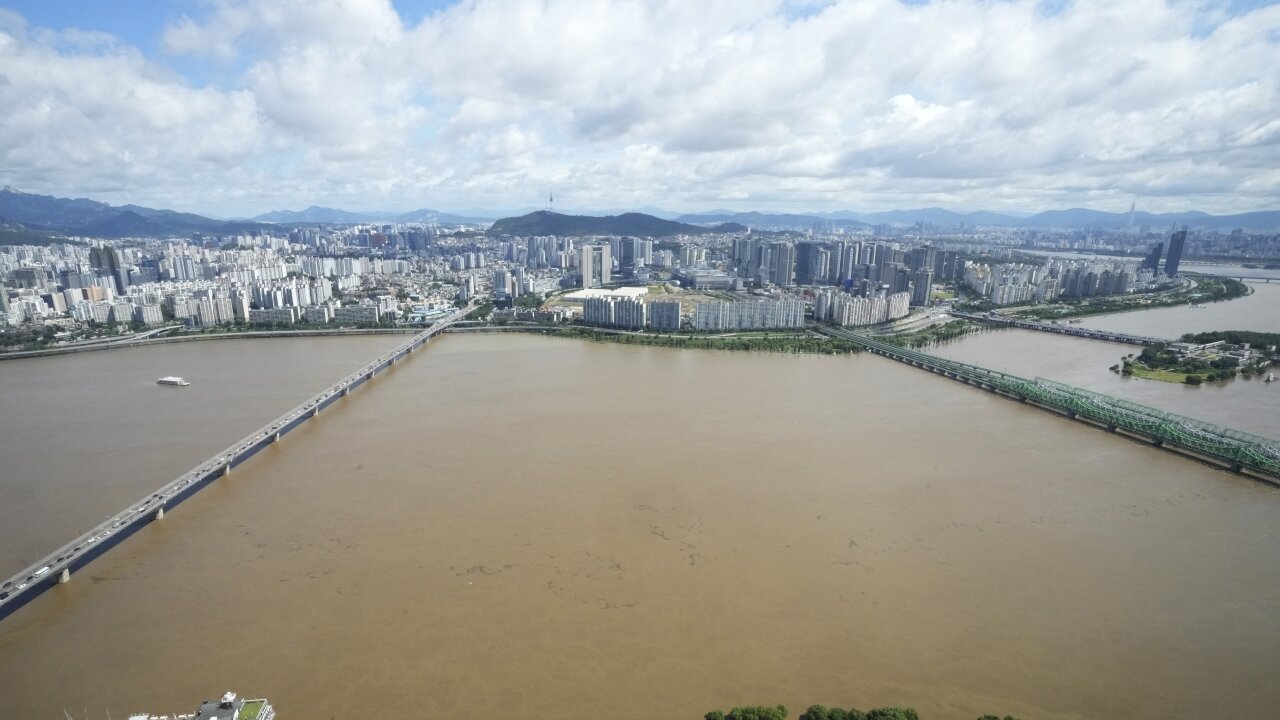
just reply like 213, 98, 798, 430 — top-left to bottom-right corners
910, 268, 934, 306
769, 242, 795, 287
795, 242, 824, 285
90, 245, 125, 294
1141, 242, 1163, 273
1164, 229, 1186, 277
579, 244, 612, 288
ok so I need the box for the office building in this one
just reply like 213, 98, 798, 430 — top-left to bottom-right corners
579, 244, 612, 288
1141, 243, 1163, 273
910, 268, 933, 306
1164, 230, 1186, 277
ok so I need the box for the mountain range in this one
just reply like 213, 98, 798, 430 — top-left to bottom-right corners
675, 207, 1280, 230
0, 187, 271, 239
487, 211, 745, 237
2, 186, 1278, 241
251, 206, 492, 225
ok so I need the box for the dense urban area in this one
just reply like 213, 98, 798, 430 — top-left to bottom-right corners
3, 186, 1276, 357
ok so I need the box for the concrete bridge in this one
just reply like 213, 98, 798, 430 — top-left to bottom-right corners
817, 325, 1280, 484
949, 310, 1167, 346
0, 309, 467, 622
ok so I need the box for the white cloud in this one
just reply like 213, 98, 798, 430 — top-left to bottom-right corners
1, 0, 1278, 215
0, 10, 265, 208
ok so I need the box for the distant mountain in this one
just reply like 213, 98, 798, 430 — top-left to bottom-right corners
488, 211, 739, 237
678, 206, 1280, 230
853, 208, 1022, 226
0, 216, 69, 246
0, 186, 114, 228
253, 205, 495, 225
394, 208, 493, 225
677, 211, 871, 231
254, 206, 378, 224
0, 187, 271, 238
1019, 208, 1280, 230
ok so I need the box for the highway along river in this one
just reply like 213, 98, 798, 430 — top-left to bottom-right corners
1, 331, 1278, 719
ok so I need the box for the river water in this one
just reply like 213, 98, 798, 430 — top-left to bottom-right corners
1, 328, 1278, 720
932, 282, 1280, 438
0, 336, 406, 573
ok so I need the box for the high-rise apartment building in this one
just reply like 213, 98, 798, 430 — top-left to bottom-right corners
768, 242, 795, 287
582, 296, 646, 330
648, 301, 681, 331
693, 299, 804, 331
579, 244, 612, 288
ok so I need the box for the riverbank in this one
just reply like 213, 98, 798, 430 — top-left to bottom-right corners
879, 320, 994, 348
529, 326, 865, 354
1010, 276, 1250, 321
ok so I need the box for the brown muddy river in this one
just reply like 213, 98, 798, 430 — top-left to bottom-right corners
1, 332, 1278, 720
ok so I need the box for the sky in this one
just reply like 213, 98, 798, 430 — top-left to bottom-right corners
0, 0, 1278, 218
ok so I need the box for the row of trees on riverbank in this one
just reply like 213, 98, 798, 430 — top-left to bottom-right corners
703, 705, 1018, 720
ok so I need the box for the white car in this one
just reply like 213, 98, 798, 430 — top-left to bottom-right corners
33, 566, 50, 577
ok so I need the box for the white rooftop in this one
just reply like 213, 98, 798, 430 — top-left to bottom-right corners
561, 287, 649, 301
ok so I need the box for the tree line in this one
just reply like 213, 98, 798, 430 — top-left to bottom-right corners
703, 705, 1018, 720
550, 327, 866, 355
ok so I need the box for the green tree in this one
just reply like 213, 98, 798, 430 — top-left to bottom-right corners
865, 709, 919, 720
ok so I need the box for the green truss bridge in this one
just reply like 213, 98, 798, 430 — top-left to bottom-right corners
817, 325, 1280, 483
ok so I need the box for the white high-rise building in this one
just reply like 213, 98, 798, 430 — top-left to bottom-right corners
579, 244, 612, 288
583, 296, 646, 330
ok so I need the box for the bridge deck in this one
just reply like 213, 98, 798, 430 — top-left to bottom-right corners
948, 310, 1166, 346
0, 311, 465, 621
818, 325, 1280, 482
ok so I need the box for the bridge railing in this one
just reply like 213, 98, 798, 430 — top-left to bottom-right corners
816, 324, 1280, 479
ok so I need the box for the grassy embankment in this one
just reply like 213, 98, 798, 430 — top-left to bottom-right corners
540, 326, 865, 355
880, 320, 992, 348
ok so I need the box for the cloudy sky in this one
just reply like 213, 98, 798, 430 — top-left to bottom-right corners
1, 0, 1277, 217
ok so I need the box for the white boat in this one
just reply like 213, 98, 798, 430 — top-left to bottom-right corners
156, 376, 190, 386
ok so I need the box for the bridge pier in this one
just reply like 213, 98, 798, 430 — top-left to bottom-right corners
274, 432, 281, 442
342, 386, 350, 396
155, 507, 164, 520
58, 568, 70, 584
223, 464, 231, 476
312, 406, 319, 417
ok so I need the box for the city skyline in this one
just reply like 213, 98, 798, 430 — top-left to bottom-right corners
2, 0, 1279, 217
